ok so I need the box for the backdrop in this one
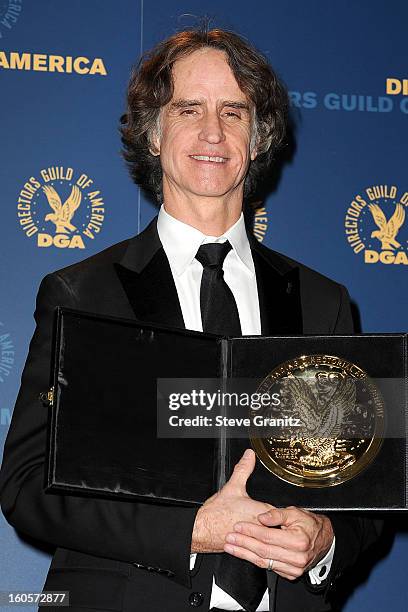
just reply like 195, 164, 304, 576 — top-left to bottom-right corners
0, 1, 407, 610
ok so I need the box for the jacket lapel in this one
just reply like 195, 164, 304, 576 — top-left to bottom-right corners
115, 215, 303, 335
114, 217, 185, 329
249, 235, 303, 336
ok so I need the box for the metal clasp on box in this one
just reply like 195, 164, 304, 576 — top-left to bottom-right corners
39, 386, 54, 407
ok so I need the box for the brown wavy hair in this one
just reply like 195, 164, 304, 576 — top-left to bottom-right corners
120, 26, 289, 203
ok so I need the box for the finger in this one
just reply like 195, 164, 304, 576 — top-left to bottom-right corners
257, 507, 300, 527
225, 449, 256, 494
225, 532, 310, 567
233, 522, 308, 552
258, 508, 297, 527
224, 543, 306, 579
274, 570, 298, 580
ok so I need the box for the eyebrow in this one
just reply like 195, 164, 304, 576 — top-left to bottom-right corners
221, 101, 250, 111
169, 99, 250, 111
170, 99, 202, 109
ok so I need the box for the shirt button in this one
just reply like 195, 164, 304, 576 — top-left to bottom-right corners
319, 565, 327, 577
188, 592, 204, 607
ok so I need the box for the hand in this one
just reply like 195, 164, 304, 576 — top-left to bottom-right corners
223, 506, 334, 580
191, 449, 272, 553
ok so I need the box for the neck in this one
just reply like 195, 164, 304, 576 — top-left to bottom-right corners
162, 190, 243, 237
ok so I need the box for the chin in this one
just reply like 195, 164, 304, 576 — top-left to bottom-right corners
187, 180, 240, 198
191, 190, 234, 199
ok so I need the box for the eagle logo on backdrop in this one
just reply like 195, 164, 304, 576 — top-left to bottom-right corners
42, 185, 82, 234
16, 166, 105, 249
344, 184, 408, 265
368, 203, 405, 251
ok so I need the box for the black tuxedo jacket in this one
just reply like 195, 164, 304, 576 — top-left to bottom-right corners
0, 217, 382, 612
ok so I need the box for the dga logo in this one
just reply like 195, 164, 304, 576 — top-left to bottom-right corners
0, 0, 22, 39
344, 185, 408, 265
251, 203, 269, 243
17, 166, 105, 249
0, 321, 14, 383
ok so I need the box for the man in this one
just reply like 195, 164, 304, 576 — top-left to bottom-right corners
0, 27, 382, 612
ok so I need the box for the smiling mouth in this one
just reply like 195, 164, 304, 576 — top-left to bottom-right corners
189, 155, 228, 163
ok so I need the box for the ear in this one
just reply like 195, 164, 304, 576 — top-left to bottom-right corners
249, 108, 259, 161
148, 114, 162, 156
148, 130, 161, 156
249, 125, 259, 161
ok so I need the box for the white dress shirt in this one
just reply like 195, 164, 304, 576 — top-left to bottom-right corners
157, 203, 335, 611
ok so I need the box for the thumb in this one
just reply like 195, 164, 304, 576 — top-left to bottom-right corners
225, 449, 256, 494
258, 507, 288, 527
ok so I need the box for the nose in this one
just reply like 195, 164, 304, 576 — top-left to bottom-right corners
198, 111, 226, 144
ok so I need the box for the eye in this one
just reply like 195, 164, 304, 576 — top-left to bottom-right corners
181, 108, 198, 116
223, 110, 241, 119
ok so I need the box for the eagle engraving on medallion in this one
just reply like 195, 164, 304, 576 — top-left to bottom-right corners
283, 372, 356, 467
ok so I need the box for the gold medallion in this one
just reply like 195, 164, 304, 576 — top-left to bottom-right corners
250, 355, 385, 487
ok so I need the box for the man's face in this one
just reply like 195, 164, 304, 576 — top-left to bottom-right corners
152, 48, 257, 202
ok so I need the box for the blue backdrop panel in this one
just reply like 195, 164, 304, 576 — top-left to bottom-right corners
0, 1, 407, 610
0, 0, 143, 606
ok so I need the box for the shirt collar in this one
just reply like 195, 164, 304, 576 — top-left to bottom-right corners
157, 204, 255, 277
